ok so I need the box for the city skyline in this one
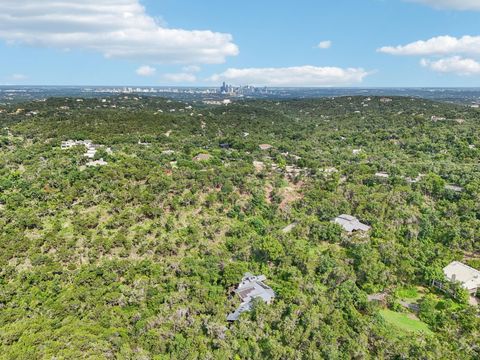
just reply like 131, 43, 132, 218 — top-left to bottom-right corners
1, 0, 480, 87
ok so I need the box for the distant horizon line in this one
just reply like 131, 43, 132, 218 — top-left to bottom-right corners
1, 85, 480, 90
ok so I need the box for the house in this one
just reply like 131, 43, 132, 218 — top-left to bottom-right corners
84, 148, 97, 159
61, 140, 75, 150
323, 167, 338, 174
259, 144, 273, 151
443, 261, 480, 295
375, 172, 389, 179
61, 140, 111, 163
193, 153, 211, 162
367, 292, 388, 304
445, 184, 464, 193
61, 139, 93, 150
285, 165, 303, 178
334, 214, 371, 233
282, 223, 297, 233
227, 273, 275, 321
86, 158, 108, 167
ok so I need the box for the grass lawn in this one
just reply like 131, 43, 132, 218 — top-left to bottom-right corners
396, 286, 420, 300
380, 309, 433, 335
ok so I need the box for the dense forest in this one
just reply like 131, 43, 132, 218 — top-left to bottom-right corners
0, 95, 479, 359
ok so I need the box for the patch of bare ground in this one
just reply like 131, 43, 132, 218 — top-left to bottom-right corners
279, 180, 304, 211
253, 161, 265, 172
265, 183, 273, 204
463, 251, 480, 261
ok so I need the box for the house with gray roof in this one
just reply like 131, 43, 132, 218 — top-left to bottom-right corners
445, 184, 464, 193
334, 214, 370, 233
227, 273, 275, 321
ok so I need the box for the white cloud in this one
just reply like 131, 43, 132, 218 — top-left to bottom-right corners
378, 35, 480, 56
182, 65, 201, 73
208, 65, 369, 87
421, 56, 480, 75
380, 35, 480, 76
0, 0, 239, 64
10, 73, 28, 81
409, 0, 480, 10
136, 65, 156, 76
163, 73, 197, 83
316, 40, 332, 49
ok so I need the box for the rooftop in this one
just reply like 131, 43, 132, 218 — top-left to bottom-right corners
259, 144, 273, 150
443, 261, 480, 292
445, 184, 464, 193
86, 158, 108, 167
227, 273, 275, 321
375, 172, 389, 178
193, 153, 211, 162
334, 214, 371, 233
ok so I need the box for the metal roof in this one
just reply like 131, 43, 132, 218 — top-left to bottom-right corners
334, 214, 371, 233
227, 273, 275, 321
443, 261, 480, 292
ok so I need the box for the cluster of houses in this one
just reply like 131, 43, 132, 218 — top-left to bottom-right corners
203, 99, 232, 106
252, 160, 307, 179
374, 172, 464, 191
225, 260, 479, 323
226, 260, 479, 322
61, 139, 111, 167
332, 214, 480, 302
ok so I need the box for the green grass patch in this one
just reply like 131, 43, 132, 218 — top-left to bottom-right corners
396, 286, 420, 300
380, 309, 433, 335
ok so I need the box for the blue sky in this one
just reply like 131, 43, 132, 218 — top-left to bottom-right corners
1, 0, 480, 87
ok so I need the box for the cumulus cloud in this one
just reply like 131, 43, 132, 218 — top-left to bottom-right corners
182, 65, 201, 73
316, 40, 332, 49
378, 35, 480, 56
0, 0, 239, 64
10, 73, 28, 81
421, 56, 480, 75
408, 0, 480, 10
136, 65, 156, 76
208, 65, 369, 87
380, 35, 480, 76
163, 73, 197, 83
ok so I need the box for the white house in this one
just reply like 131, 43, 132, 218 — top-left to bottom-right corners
375, 172, 389, 179
86, 158, 108, 167
443, 261, 480, 295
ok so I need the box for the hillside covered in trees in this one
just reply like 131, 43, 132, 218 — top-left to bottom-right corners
0, 95, 479, 359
